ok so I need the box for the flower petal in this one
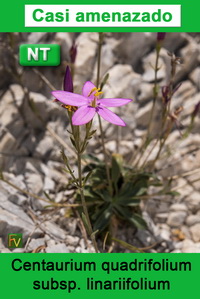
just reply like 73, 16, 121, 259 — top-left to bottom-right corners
52, 90, 88, 106
98, 98, 132, 107
72, 106, 96, 125
97, 107, 126, 127
82, 81, 96, 99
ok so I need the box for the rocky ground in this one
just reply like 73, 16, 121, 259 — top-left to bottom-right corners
0, 32, 200, 253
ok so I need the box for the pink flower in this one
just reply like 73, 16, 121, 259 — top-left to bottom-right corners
52, 81, 132, 126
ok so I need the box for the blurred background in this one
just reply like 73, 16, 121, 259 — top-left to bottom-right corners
0, 32, 200, 253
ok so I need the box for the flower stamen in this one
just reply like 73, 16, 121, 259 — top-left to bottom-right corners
61, 104, 77, 112
88, 87, 98, 97
94, 90, 103, 97
88, 87, 103, 98
88, 87, 103, 107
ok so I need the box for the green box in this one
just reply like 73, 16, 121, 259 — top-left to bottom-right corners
8, 234, 23, 248
19, 44, 60, 66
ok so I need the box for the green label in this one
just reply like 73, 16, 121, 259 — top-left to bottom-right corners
0, 253, 200, 299
0, 0, 199, 32
8, 234, 23, 248
19, 44, 60, 66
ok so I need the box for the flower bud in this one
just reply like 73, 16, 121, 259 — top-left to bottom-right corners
70, 41, 77, 64
157, 33, 166, 41
63, 66, 73, 92
162, 85, 170, 104
192, 101, 200, 119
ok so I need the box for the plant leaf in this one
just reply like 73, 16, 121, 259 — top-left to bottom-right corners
112, 237, 144, 253
116, 198, 140, 206
111, 154, 123, 187
83, 170, 93, 186
100, 73, 109, 90
81, 212, 90, 235
114, 206, 147, 229
43, 191, 54, 202
93, 204, 112, 232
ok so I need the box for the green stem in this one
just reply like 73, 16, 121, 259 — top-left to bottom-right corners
77, 128, 99, 253
98, 114, 113, 196
96, 32, 103, 87
148, 55, 180, 169
132, 48, 160, 168
96, 32, 113, 196
146, 49, 159, 137
140, 138, 159, 169
150, 121, 173, 170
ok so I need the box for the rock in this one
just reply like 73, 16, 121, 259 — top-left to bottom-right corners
0, 174, 27, 198
0, 131, 28, 171
43, 176, 55, 191
171, 81, 197, 112
54, 32, 73, 61
180, 225, 192, 239
57, 218, 77, 235
103, 64, 141, 99
183, 103, 200, 130
142, 49, 167, 83
21, 92, 53, 129
0, 85, 30, 168
74, 32, 98, 87
8, 194, 27, 206
135, 229, 157, 247
172, 179, 193, 198
180, 239, 200, 253
157, 224, 171, 241
0, 33, 17, 89
54, 192, 65, 203
75, 239, 96, 253
0, 86, 24, 128
189, 67, 200, 87
190, 223, 200, 242
171, 249, 182, 253
163, 32, 188, 53
167, 211, 187, 227
175, 39, 200, 83
40, 221, 67, 240
92, 36, 118, 81
65, 235, 80, 247
0, 190, 42, 246
25, 173, 43, 195
45, 161, 69, 186
135, 101, 161, 131
137, 82, 154, 102
46, 239, 56, 246
155, 213, 169, 223
170, 203, 188, 212
34, 133, 54, 159
114, 32, 156, 69
186, 215, 200, 226
12, 248, 25, 253
142, 211, 160, 236
182, 246, 200, 253
67, 245, 75, 252
27, 32, 54, 44
26, 238, 45, 252
46, 243, 69, 253
0, 238, 11, 253
185, 192, 200, 212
